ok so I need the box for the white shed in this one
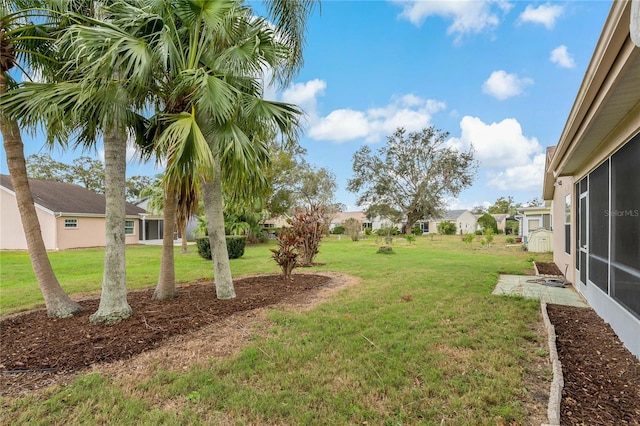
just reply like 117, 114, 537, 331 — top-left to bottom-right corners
527, 229, 553, 253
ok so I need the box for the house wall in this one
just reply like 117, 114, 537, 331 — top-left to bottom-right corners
0, 189, 57, 250
551, 176, 575, 283
55, 216, 140, 250
456, 211, 477, 234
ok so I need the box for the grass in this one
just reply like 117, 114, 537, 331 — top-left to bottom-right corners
0, 234, 553, 425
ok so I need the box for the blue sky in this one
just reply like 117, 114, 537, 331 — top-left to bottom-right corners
1, 1, 614, 211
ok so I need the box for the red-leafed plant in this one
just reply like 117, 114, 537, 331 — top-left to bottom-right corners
289, 204, 328, 266
271, 229, 303, 281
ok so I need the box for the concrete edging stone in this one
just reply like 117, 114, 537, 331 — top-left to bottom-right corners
540, 301, 563, 426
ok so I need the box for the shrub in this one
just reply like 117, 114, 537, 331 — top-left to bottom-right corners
437, 221, 456, 235
196, 238, 211, 260
484, 228, 494, 247
332, 226, 345, 235
377, 246, 394, 254
364, 227, 372, 236
411, 225, 423, 236
506, 237, 515, 244
343, 218, 362, 242
477, 213, 498, 234
463, 233, 474, 244
226, 236, 247, 259
405, 234, 416, 243
196, 236, 246, 260
289, 205, 328, 266
270, 230, 302, 281
475, 230, 483, 235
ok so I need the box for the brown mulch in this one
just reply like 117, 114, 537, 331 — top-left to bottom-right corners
547, 304, 640, 425
535, 262, 565, 276
0, 273, 332, 396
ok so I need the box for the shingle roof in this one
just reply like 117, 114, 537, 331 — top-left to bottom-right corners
1, 174, 145, 216
442, 209, 468, 220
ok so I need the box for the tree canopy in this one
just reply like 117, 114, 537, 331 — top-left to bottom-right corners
347, 127, 477, 233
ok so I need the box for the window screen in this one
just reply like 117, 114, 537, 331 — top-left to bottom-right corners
589, 160, 609, 293
610, 134, 640, 318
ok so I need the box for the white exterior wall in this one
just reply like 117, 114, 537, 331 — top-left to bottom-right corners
456, 211, 477, 234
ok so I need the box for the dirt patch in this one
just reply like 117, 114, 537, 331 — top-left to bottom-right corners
534, 262, 564, 276
546, 304, 640, 425
0, 272, 358, 397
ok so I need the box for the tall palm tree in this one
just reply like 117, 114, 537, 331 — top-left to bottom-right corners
2, 3, 153, 322
73, 0, 311, 301
0, 1, 81, 317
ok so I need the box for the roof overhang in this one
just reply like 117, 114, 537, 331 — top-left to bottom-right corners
543, 1, 640, 200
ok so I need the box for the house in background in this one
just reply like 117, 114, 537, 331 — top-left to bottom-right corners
1, 174, 145, 250
542, 1, 639, 358
330, 211, 370, 231
516, 202, 552, 242
491, 214, 509, 233
423, 209, 477, 235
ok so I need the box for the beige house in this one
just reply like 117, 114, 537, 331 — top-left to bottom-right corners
424, 209, 477, 234
1, 175, 145, 250
542, 1, 639, 358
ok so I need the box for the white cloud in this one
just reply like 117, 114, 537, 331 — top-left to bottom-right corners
482, 70, 533, 100
550, 45, 575, 68
299, 87, 445, 143
487, 153, 546, 191
447, 116, 542, 168
308, 109, 370, 142
281, 79, 327, 123
519, 3, 563, 29
446, 198, 491, 211
391, 0, 511, 40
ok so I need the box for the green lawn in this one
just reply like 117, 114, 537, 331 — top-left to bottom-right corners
0, 235, 553, 425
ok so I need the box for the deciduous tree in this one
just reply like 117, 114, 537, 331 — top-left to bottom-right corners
348, 127, 477, 233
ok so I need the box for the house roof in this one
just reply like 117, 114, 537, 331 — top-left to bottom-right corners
439, 209, 469, 221
1, 174, 145, 216
332, 211, 368, 223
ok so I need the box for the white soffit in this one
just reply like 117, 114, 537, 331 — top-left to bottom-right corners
632, 0, 640, 46
561, 47, 640, 174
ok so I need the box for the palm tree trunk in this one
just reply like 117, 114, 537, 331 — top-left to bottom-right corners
0, 74, 81, 318
89, 121, 132, 324
154, 189, 177, 299
180, 222, 188, 253
202, 156, 235, 299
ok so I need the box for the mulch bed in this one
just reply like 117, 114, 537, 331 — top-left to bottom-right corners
547, 304, 640, 425
0, 274, 329, 395
535, 262, 565, 276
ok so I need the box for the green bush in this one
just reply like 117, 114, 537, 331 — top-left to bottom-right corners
411, 225, 423, 235
405, 234, 416, 243
475, 230, 483, 235
196, 236, 246, 260
364, 227, 372, 236
437, 221, 457, 235
506, 237, 515, 244
226, 236, 247, 259
196, 238, 211, 260
332, 226, 345, 235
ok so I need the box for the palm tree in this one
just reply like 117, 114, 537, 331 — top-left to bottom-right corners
2, 3, 154, 322
77, 0, 312, 301
0, 1, 81, 317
